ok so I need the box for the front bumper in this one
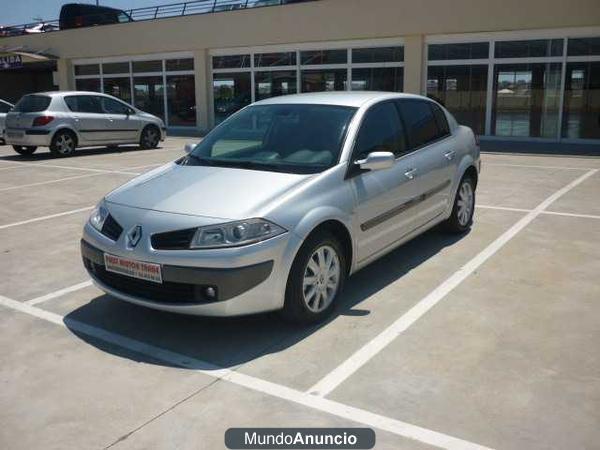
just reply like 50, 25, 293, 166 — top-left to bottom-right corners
5, 128, 52, 147
81, 204, 302, 316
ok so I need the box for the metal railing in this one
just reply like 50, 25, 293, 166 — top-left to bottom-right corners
0, 0, 317, 39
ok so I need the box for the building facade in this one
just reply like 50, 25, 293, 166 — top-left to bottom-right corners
1, 0, 599, 144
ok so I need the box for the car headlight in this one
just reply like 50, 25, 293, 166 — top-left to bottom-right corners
190, 218, 286, 249
89, 201, 109, 232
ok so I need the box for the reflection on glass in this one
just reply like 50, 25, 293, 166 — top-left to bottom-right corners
75, 78, 101, 92
494, 39, 563, 58
428, 43, 489, 60
255, 71, 297, 100
562, 62, 600, 139
212, 55, 250, 69
166, 58, 194, 71
213, 72, 251, 124
102, 62, 130, 75
132, 60, 162, 73
300, 50, 347, 65
492, 63, 561, 138
167, 75, 196, 127
301, 69, 347, 92
103, 77, 132, 103
427, 65, 487, 134
254, 52, 296, 67
74, 64, 99, 76
351, 67, 403, 92
352, 46, 404, 63
134, 76, 164, 120
567, 38, 600, 57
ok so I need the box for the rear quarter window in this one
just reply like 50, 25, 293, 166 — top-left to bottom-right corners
14, 95, 51, 113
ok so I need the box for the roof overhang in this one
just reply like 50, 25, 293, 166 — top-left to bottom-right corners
0, 45, 58, 61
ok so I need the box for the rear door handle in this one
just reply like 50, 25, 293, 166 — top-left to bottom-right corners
444, 150, 456, 160
404, 168, 417, 180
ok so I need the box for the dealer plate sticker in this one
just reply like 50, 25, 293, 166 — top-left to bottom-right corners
104, 253, 162, 284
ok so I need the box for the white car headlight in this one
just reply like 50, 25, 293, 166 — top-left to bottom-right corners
89, 201, 109, 232
190, 218, 286, 249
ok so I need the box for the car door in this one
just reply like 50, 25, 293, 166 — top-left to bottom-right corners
395, 99, 456, 225
349, 101, 424, 264
99, 96, 141, 143
0, 100, 12, 139
64, 95, 110, 143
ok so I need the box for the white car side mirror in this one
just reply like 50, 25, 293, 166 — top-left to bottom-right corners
184, 143, 197, 154
355, 151, 395, 171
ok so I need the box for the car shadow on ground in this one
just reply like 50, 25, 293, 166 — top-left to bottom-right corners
0, 145, 166, 162
64, 227, 468, 370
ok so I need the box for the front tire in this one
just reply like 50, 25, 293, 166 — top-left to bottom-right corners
442, 175, 475, 233
50, 130, 77, 157
12, 145, 37, 156
281, 232, 347, 324
140, 125, 160, 149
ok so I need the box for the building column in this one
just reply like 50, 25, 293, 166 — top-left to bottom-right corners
193, 49, 209, 134
54, 58, 73, 91
403, 35, 425, 95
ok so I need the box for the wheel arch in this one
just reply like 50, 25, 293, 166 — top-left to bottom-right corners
51, 126, 80, 146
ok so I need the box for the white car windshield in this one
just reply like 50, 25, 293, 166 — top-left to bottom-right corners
182, 104, 357, 174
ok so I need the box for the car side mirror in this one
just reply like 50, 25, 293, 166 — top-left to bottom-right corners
355, 151, 395, 171
184, 143, 197, 154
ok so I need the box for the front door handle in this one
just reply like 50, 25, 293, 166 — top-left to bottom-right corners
444, 150, 456, 160
404, 168, 417, 180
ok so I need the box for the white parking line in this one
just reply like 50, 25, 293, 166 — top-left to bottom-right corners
0, 160, 139, 176
0, 206, 93, 230
308, 169, 598, 398
25, 280, 93, 306
484, 163, 595, 171
477, 204, 600, 220
476, 204, 531, 213
0, 293, 492, 450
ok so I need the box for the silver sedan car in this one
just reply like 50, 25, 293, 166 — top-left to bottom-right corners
81, 92, 480, 323
5, 91, 166, 156
0, 99, 14, 144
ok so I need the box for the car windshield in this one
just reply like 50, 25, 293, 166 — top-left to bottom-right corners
181, 104, 357, 174
13, 95, 51, 113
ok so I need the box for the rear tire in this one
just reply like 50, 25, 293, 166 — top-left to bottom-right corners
139, 125, 160, 149
12, 145, 37, 156
442, 175, 476, 233
50, 130, 77, 157
280, 231, 347, 324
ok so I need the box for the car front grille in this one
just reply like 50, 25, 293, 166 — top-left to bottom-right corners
151, 228, 196, 250
101, 214, 123, 241
84, 259, 214, 304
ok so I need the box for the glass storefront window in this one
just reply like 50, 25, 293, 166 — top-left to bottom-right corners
427, 65, 487, 135
102, 62, 130, 75
255, 52, 296, 67
567, 37, 600, 56
167, 75, 196, 127
103, 77, 132, 103
212, 55, 251, 69
134, 76, 165, 120
351, 67, 403, 92
428, 43, 489, 60
301, 69, 347, 92
75, 78, 101, 92
300, 50, 347, 65
494, 39, 563, 58
74, 64, 100, 76
255, 71, 297, 100
166, 58, 194, 71
213, 72, 251, 124
562, 62, 600, 139
492, 63, 561, 138
352, 46, 404, 63
132, 60, 163, 73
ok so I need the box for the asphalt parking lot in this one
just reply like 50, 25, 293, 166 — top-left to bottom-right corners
0, 138, 599, 450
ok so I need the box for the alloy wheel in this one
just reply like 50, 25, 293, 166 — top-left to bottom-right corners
457, 181, 474, 226
302, 245, 341, 313
55, 133, 75, 155
143, 127, 159, 148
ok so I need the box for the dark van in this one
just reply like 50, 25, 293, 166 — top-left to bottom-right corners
59, 3, 133, 30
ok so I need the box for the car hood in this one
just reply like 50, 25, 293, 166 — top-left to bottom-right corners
106, 163, 314, 220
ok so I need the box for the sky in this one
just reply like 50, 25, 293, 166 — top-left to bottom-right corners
0, 0, 171, 25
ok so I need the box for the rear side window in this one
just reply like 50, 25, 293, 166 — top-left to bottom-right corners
64, 95, 102, 113
395, 99, 447, 149
14, 95, 51, 113
431, 103, 450, 136
0, 101, 11, 113
100, 97, 130, 115
353, 101, 407, 159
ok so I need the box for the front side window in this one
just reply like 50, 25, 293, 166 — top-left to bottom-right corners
353, 102, 407, 159
396, 100, 444, 149
14, 95, 51, 113
100, 97, 131, 115
183, 104, 357, 174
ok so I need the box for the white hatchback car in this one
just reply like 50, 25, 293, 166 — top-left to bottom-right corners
82, 92, 480, 323
5, 91, 166, 156
0, 99, 14, 144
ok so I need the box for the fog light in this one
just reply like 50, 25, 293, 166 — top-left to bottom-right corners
205, 287, 216, 299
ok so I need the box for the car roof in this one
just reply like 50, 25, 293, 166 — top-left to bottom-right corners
253, 91, 427, 108
26, 91, 114, 98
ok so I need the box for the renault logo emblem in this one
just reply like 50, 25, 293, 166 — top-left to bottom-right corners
127, 225, 142, 247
